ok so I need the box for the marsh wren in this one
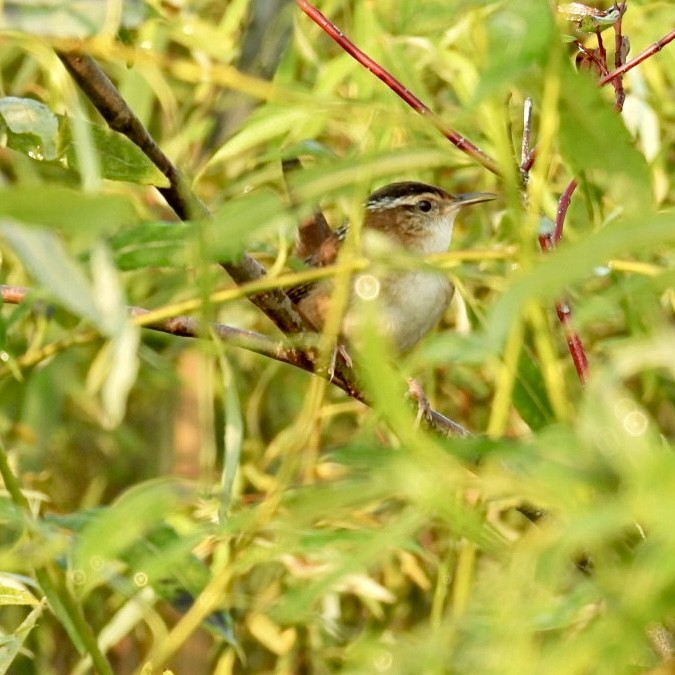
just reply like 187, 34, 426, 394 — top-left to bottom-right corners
291, 181, 495, 352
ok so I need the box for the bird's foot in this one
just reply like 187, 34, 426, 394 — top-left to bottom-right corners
327, 344, 353, 381
406, 377, 433, 426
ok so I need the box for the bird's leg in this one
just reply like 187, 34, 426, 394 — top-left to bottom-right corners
327, 343, 353, 381
406, 377, 433, 426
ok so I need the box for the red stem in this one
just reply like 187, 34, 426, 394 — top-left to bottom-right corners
595, 30, 607, 68
611, 2, 627, 110
598, 28, 675, 86
574, 40, 610, 77
520, 147, 537, 173
295, 0, 500, 176
554, 178, 577, 243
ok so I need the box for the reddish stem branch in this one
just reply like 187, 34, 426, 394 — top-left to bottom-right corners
574, 40, 610, 77
598, 28, 675, 86
520, 147, 537, 173
295, 0, 500, 176
537, 179, 589, 384
610, 3, 627, 110
553, 178, 578, 244
595, 30, 607, 69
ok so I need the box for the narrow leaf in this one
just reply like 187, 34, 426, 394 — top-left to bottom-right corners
0, 96, 169, 186
0, 186, 137, 233
0, 221, 101, 326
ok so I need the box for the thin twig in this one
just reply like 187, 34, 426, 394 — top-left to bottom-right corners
520, 104, 589, 385
537, 178, 589, 384
553, 178, 578, 244
57, 52, 202, 221
1, 285, 471, 437
520, 98, 533, 168
574, 40, 610, 77
520, 147, 537, 173
610, 2, 627, 110
520, 98, 533, 184
598, 28, 675, 86
595, 29, 608, 72
56, 51, 314, 339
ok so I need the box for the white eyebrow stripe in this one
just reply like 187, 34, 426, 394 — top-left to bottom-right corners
366, 194, 441, 211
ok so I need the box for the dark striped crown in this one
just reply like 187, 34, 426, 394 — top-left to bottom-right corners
366, 182, 451, 210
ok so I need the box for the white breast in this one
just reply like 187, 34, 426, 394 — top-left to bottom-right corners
345, 270, 453, 352
343, 213, 457, 351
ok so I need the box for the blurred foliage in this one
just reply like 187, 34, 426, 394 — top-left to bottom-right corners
0, 0, 674, 673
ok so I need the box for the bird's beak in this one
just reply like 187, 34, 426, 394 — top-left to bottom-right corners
454, 192, 497, 207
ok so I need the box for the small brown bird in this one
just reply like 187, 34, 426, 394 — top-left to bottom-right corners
291, 181, 495, 352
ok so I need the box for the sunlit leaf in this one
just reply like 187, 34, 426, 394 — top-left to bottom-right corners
0, 581, 38, 607
0, 600, 46, 674
486, 212, 675, 346
558, 67, 652, 212
87, 244, 139, 428
0, 221, 102, 325
0, 96, 169, 186
0, 186, 137, 233
71, 479, 193, 588
1, 0, 145, 38
558, 3, 622, 34
108, 220, 191, 270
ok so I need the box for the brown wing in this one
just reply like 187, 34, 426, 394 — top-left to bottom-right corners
295, 215, 346, 267
288, 220, 347, 325
295, 209, 333, 261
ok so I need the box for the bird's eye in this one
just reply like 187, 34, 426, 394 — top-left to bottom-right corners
417, 200, 433, 212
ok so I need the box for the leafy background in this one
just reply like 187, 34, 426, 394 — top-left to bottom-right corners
0, 0, 674, 673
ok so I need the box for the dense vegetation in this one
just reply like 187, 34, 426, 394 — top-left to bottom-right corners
0, 1, 673, 673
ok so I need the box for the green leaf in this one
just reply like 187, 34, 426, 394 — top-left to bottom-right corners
512, 345, 555, 431
486, 212, 675, 347
1, 0, 145, 38
0, 186, 137, 233
71, 479, 193, 589
0, 96, 58, 160
108, 220, 192, 270
205, 188, 292, 262
477, 3, 556, 98
60, 117, 169, 187
204, 106, 308, 170
0, 221, 102, 326
558, 67, 652, 212
88, 244, 140, 428
557, 3, 622, 34
218, 354, 243, 515
109, 188, 288, 269
49, 503, 239, 649
109, 187, 290, 269
0, 581, 39, 607
0, 96, 169, 186
0, 600, 46, 674
286, 148, 463, 204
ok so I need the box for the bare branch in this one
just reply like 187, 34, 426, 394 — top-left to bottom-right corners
1, 285, 470, 437
598, 28, 675, 87
56, 51, 316, 341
